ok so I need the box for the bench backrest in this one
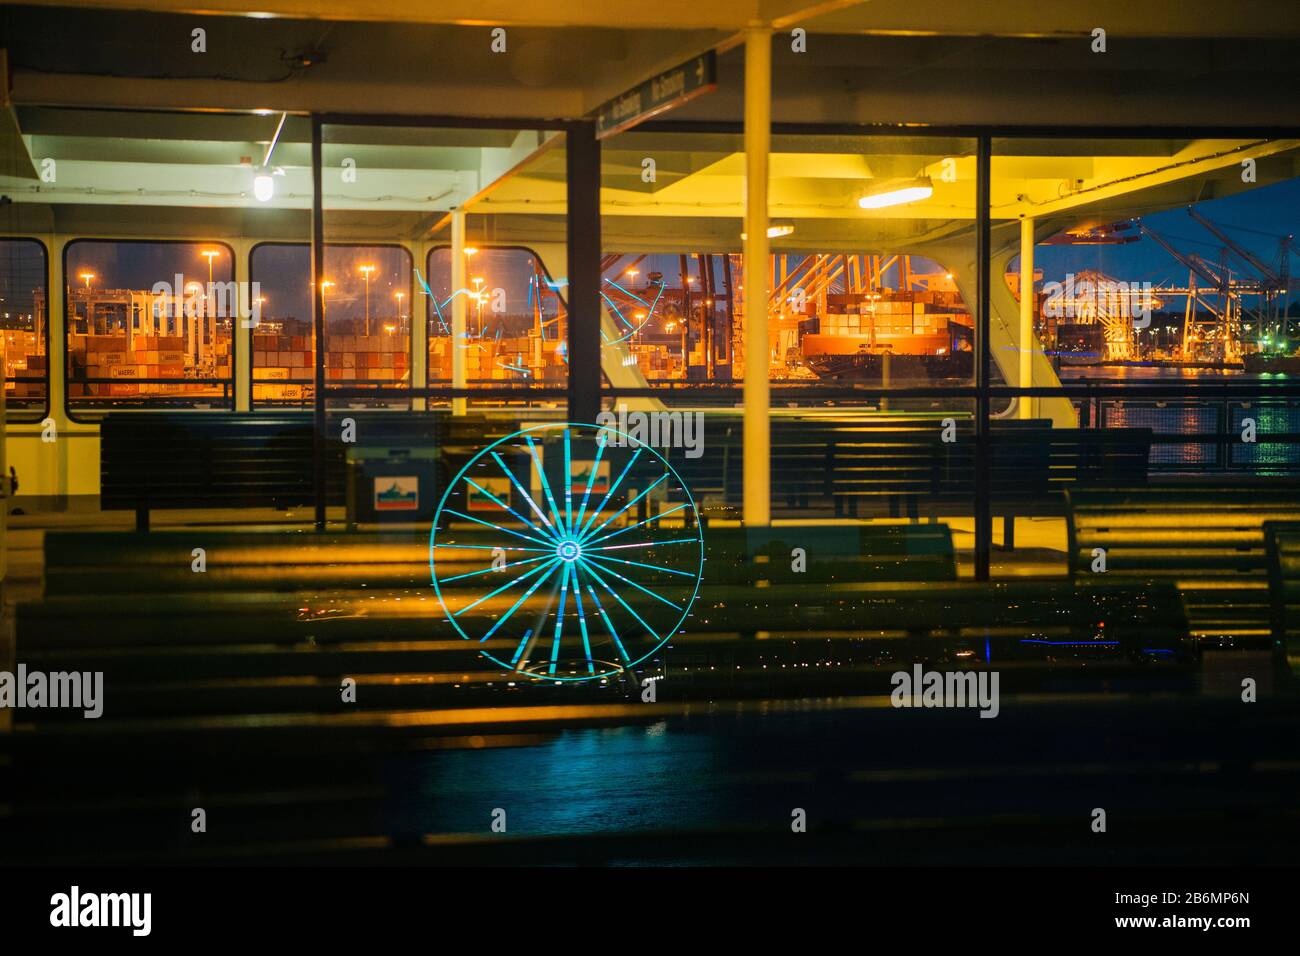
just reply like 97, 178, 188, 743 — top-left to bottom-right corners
98, 411, 522, 512
672, 417, 1150, 514
702, 523, 957, 585
100, 413, 347, 510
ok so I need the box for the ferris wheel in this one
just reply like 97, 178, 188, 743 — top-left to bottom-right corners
429, 422, 704, 681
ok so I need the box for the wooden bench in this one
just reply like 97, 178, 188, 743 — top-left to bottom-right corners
100, 412, 348, 530
671, 416, 1050, 522
669, 416, 1151, 549
1067, 485, 1300, 644
18, 519, 1189, 721
43, 529, 437, 595
17, 576, 1188, 719
98, 411, 517, 530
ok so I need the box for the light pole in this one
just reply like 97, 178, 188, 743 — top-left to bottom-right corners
78, 272, 96, 333
201, 249, 220, 352
359, 264, 376, 336
472, 277, 485, 337
394, 291, 406, 333
320, 280, 334, 322
185, 281, 204, 367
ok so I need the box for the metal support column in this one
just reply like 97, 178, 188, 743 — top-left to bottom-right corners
566, 119, 602, 425
310, 116, 327, 531
974, 134, 992, 579
743, 24, 772, 527
450, 209, 468, 416
1019, 216, 1035, 419
409, 240, 427, 411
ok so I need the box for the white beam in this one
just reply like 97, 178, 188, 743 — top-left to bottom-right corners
450, 208, 468, 415
1019, 216, 1034, 419
743, 24, 771, 527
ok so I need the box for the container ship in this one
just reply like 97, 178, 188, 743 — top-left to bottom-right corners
792, 285, 974, 384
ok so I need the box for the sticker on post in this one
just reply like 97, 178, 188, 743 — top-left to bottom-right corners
375, 476, 419, 511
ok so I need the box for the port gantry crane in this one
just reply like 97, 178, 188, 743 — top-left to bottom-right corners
1132, 213, 1289, 362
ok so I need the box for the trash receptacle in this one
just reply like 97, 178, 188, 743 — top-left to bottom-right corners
346, 447, 439, 526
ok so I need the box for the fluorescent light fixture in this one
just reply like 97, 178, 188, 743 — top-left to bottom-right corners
741, 222, 796, 240
253, 171, 274, 202
858, 177, 933, 210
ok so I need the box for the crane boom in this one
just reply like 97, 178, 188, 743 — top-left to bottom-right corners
1135, 219, 1225, 289
1186, 207, 1279, 284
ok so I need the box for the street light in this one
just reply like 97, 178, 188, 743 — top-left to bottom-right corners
320, 279, 334, 319
78, 272, 97, 332
201, 249, 220, 284
394, 291, 406, 331
472, 277, 485, 336
200, 249, 220, 345
358, 264, 376, 336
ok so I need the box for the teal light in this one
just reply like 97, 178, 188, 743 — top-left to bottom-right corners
429, 422, 705, 682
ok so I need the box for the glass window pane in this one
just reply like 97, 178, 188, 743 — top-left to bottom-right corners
425, 246, 567, 385
321, 123, 568, 412
64, 239, 234, 409
0, 238, 49, 418
600, 131, 978, 402
250, 242, 411, 408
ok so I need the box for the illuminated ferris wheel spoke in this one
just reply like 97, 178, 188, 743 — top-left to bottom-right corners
604, 278, 646, 304
585, 503, 690, 548
463, 476, 551, 539
582, 551, 697, 578
589, 536, 700, 553
579, 473, 669, 542
484, 561, 564, 642
523, 436, 566, 535
439, 553, 555, 585
442, 508, 555, 549
453, 556, 563, 619
578, 556, 682, 611
601, 290, 636, 331
549, 563, 574, 675
643, 281, 666, 312
433, 543, 554, 553
578, 560, 663, 645
563, 429, 573, 530
490, 451, 559, 537
525, 560, 568, 667
570, 577, 595, 674
576, 447, 644, 538
510, 627, 535, 666
583, 582, 630, 663
431, 422, 702, 681
572, 435, 609, 532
